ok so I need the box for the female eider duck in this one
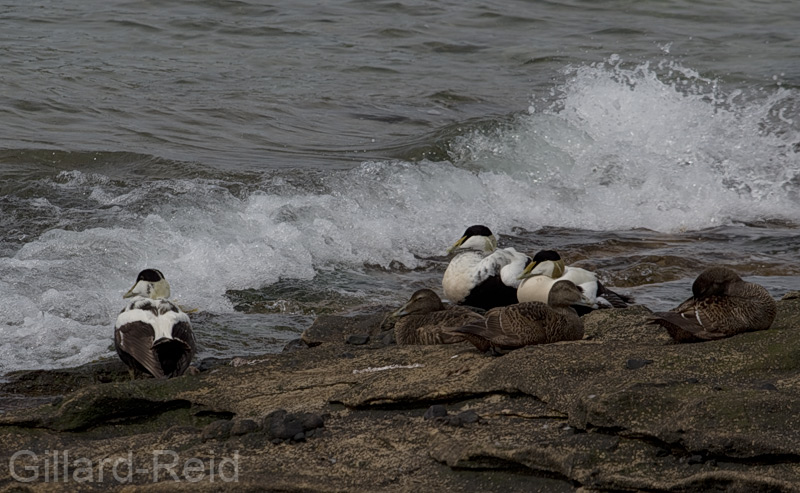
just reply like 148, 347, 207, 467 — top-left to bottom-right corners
448, 279, 584, 354
390, 289, 483, 345
516, 250, 631, 314
442, 225, 531, 310
114, 269, 196, 378
648, 266, 777, 343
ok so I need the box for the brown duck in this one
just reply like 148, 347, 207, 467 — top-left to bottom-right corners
390, 289, 483, 345
648, 266, 777, 343
449, 279, 584, 353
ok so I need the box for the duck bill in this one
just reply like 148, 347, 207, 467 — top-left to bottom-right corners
390, 302, 411, 318
446, 236, 466, 255
122, 284, 138, 299
517, 261, 539, 280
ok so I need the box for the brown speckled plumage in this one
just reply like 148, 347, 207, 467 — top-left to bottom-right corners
450, 280, 584, 353
648, 266, 777, 343
392, 289, 483, 345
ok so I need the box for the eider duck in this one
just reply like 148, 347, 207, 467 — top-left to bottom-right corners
442, 225, 531, 310
516, 250, 631, 314
114, 269, 196, 378
449, 279, 584, 354
390, 289, 483, 345
648, 266, 777, 343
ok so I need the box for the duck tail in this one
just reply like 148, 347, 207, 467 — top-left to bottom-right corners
449, 322, 492, 353
597, 281, 634, 308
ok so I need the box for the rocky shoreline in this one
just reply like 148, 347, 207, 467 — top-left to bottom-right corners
2, 293, 800, 492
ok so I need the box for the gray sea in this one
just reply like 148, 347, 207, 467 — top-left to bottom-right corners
1, 0, 799, 375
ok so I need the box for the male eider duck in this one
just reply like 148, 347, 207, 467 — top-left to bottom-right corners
390, 289, 483, 345
114, 269, 196, 378
648, 266, 777, 343
449, 279, 584, 354
442, 225, 531, 310
516, 250, 631, 314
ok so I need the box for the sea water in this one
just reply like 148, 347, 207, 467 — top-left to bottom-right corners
1, 0, 798, 374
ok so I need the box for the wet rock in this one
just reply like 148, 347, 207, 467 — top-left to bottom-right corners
345, 334, 370, 345
282, 338, 309, 353
195, 357, 229, 372
781, 291, 800, 301
2, 296, 800, 491
301, 308, 393, 346
230, 357, 248, 368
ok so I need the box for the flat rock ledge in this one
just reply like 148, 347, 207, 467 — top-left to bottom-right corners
2, 295, 800, 492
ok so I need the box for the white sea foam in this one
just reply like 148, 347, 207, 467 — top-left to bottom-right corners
448, 59, 800, 231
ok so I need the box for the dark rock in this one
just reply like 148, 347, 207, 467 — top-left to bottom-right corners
201, 419, 233, 442
625, 358, 654, 370
301, 308, 393, 346
283, 338, 309, 353
195, 357, 229, 372
264, 410, 305, 440
231, 418, 260, 436
345, 334, 370, 345
293, 432, 306, 442
447, 410, 480, 427
300, 412, 325, 431
686, 454, 704, 465
377, 330, 396, 346
424, 405, 448, 420
264, 410, 324, 442
758, 382, 778, 391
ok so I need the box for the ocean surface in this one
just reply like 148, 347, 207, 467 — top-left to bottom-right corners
1, 0, 798, 375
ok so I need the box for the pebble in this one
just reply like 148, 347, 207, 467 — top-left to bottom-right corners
231, 418, 260, 436
424, 405, 448, 420
201, 420, 234, 442
264, 409, 325, 442
625, 358, 654, 370
423, 405, 480, 427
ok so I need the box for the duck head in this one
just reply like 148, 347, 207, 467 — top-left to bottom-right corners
123, 269, 171, 299
446, 225, 498, 254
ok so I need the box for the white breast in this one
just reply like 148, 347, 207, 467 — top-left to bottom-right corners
442, 251, 485, 303
115, 298, 190, 341
517, 275, 557, 303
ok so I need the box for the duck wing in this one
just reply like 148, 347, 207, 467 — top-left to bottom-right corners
450, 308, 527, 352
396, 309, 482, 345
115, 321, 165, 378
648, 297, 727, 342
